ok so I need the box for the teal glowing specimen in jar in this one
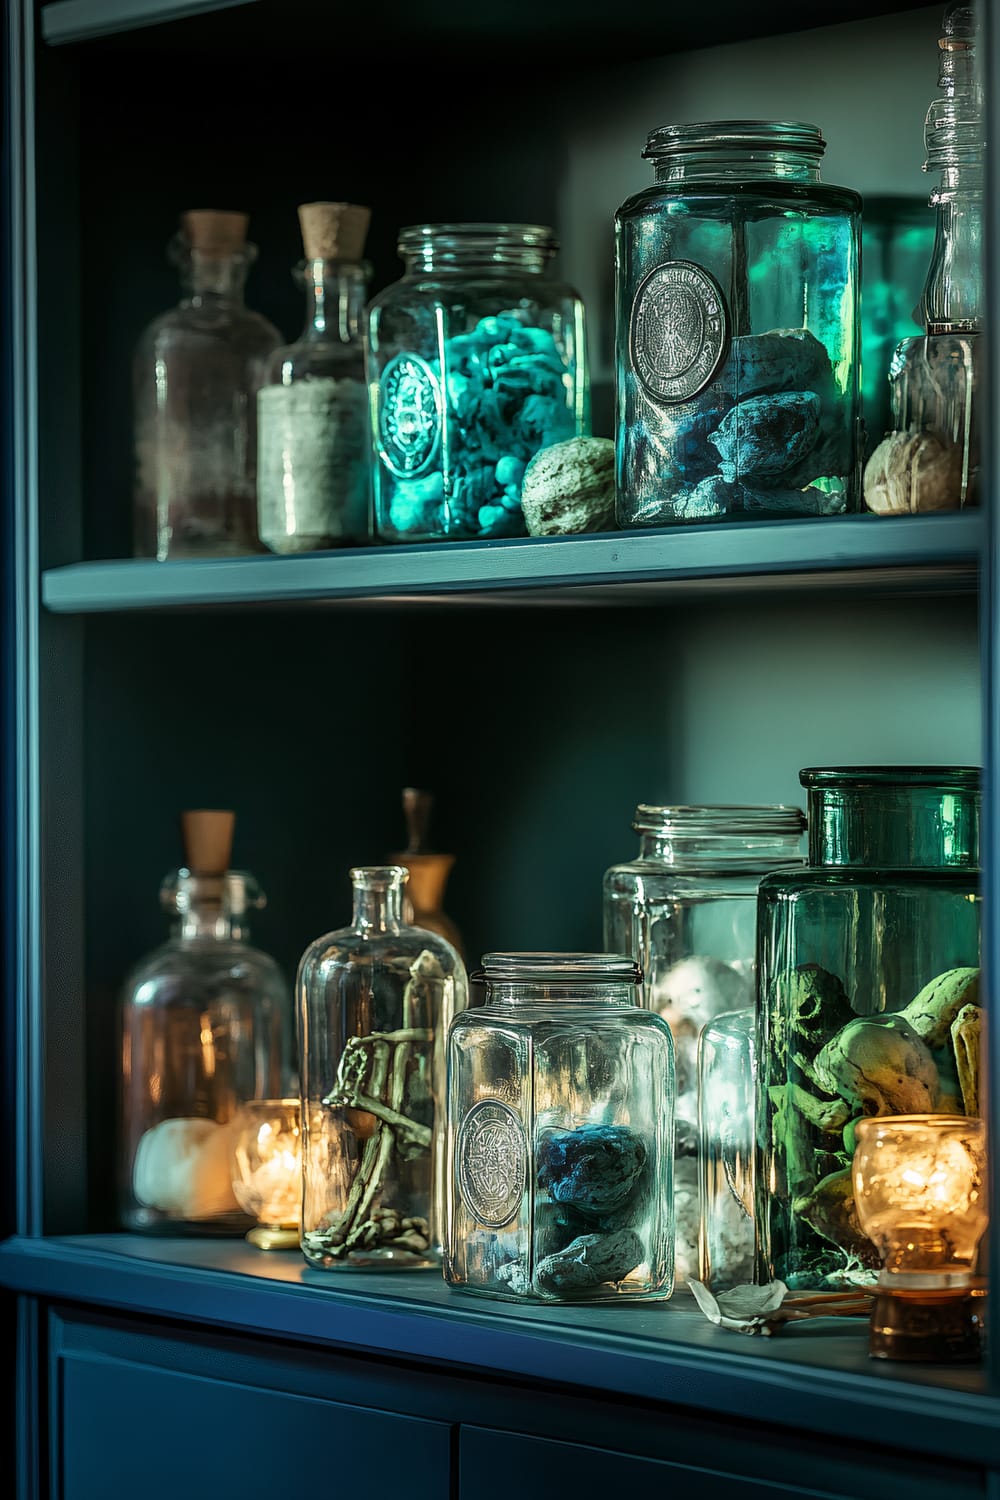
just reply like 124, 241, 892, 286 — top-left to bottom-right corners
615, 121, 861, 525
755, 767, 981, 1290
366, 224, 589, 543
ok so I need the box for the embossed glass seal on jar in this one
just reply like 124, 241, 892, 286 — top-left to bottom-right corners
366, 224, 589, 543
444, 953, 675, 1303
615, 121, 861, 526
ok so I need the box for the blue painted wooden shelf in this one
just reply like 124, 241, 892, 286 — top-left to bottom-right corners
40, 0, 923, 49
0, 1233, 995, 1466
41, 0, 254, 44
41, 512, 981, 612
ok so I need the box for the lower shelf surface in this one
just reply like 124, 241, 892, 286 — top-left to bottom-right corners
0, 1232, 996, 1466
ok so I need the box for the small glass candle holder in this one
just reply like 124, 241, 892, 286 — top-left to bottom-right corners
852, 1114, 988, 1362
231, 1099, 302, 1250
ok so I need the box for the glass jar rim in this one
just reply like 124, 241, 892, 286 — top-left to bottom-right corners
801, 766, 982, 790
854, 1113, 984, 1138
632, 804, 806, 837
479, 952, 642, 986
397, 222, 559, 258
643, 120, 825, 161
350, 864, 409, 886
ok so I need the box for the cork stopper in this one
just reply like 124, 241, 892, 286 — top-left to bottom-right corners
181, 810, 235, 875
401, 787, 434, 855
181, 211, 249, 259
298, 202, 370, 262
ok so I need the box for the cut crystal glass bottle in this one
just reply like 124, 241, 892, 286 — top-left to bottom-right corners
445, 953, 675, 1303
257, 202, 373, 552
298, 866, 468, 1270
120, 812, 292, 1234
603, 804, 805, 1283
756, 767, 982, 1290
864, 5, 982, 514
133, 211, 282, 559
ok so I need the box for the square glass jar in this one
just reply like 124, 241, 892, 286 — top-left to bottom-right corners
445, 953, 675, 1303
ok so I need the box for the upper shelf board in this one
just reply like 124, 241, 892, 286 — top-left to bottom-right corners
41, 512, 981, 613
40, 0, 923, 51
41, 0, 252, 44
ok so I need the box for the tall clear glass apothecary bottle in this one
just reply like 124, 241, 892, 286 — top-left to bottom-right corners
298, 866, 468, 1269
133, 210, 281, 559
615, 121, 861, 525
367, 223, 589, 543
756, 767, 982, 1290
603, 804, 806, 1282
864, 4, 983, 514
120, 812, 291, 1233
445, 954, 675, 1304
257, 202, 373, 552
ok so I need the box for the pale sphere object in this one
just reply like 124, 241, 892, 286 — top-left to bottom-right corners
133, 1116, 241, 1219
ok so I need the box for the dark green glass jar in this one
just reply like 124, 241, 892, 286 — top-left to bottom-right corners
756, 767, 981, 1290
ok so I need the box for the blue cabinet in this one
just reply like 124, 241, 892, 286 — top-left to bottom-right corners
459, 1428, 985, 1500
58, 1345, 452, 1500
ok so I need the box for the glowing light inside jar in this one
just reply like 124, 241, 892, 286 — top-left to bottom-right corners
231, 1100, 302, 1229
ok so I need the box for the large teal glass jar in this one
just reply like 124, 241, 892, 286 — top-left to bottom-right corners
756, 767, 981, 1290
615, 121, 861, 526
445, 954, 675, 1303
367, 224, 589, 543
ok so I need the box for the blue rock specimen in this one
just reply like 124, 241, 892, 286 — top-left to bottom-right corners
533, 1229, 645, 1297
658, 396, 734, 483
731, 328, 832, 400
671, 474, 735, 520
708, 391, 821, 482
536, 1124, 646, 1216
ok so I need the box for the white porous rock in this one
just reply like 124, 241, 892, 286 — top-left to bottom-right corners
863, 428, 964, 514
520, 437, 616, 536
133, 1117, 241, 1219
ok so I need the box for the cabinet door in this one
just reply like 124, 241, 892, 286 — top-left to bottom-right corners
60, 1353, 451, 1500
461, 1427, 849, 1500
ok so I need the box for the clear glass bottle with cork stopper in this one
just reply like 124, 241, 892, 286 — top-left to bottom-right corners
119, 810, 292, 1234
257, 202, 373, 552
864, 5, 983, 514
388, 788, 463, 958
133, 210, 282, 560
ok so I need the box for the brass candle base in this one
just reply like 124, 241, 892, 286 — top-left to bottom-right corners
246, 1225, 300, 1251
869, 1283, 987, 1363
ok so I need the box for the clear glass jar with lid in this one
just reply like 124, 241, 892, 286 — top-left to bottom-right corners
615, 121, 861, 526
756, 767, 981, 1291
366, 222, 589, 543
297, 866, 468, 1270
120, 812, 292, 1234
445, 953, 675, 1303
603, 804, 806, 1283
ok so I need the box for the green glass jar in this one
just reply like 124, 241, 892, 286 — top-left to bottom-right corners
756, 767, 981, 1290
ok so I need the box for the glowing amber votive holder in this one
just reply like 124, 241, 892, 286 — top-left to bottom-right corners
852, 1115, 988, 1362
231, 1099, 302, 1250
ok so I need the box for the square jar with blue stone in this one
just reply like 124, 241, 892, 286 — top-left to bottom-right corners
615, 121, 861, 526
444, 952, 675, 1303
367, 224, 589, 543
